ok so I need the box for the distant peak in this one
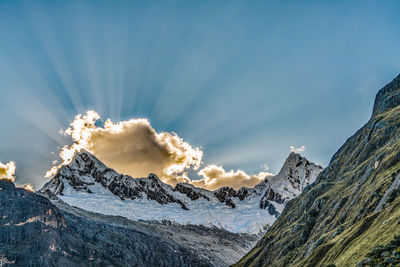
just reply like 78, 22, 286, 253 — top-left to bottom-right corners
372, 73, 400, 116
71, 149, 103, 165
278, 152, 322, 176
288, 151, 300, 158
285, 151, 306, 164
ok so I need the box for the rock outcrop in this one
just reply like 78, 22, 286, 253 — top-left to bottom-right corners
1, 179, 258, 266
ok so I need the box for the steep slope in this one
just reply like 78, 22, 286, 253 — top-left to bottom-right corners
0, 179, 257, 266
40, 151, 322, 234
236, 74, 400, 267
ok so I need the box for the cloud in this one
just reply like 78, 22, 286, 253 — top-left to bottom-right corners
290, 145, 305, 153
0, 162, 33, 190
47, 111, 203, 185
261, 164, 270, 171
192, 165, 274, 191
0, 161, 16, 182
47, 110, 278, 190
16, 183, 35, 192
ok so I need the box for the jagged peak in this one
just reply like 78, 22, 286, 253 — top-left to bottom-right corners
66, 151, 163, 182
268, 152, 323, 194
71, 149, 104, 165
278, 152, 322, 176
372, 73, 400, 116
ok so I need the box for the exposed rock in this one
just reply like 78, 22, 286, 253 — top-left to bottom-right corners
214, 187, 237, 208
173, 183, 210, 201
1, 179, 258, 266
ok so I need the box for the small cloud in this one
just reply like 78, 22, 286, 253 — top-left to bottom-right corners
290, 145, 305, 153
261, 164, 270, 171
0, 161, 16, 182
191, 165, 274, 191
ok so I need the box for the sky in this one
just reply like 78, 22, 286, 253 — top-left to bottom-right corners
0, 0, 399, 189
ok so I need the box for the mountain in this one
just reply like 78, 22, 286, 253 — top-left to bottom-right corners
235, 74, 400, 266
40, 150, 322, 234
0, 178, 258, 266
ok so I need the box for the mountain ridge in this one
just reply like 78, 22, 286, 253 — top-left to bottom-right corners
40, 150, 322, 234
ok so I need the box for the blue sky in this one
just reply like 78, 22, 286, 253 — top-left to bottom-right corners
0, 0, 399, 188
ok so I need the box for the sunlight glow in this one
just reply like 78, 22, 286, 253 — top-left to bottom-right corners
0, 161, 16, 182
46, 111, 204, 184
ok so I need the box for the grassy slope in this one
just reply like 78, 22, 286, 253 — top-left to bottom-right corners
236, 84, 400, 267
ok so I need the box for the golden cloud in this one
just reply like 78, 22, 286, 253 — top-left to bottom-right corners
47, 111, 276, 190
192, 165, 274, 191
47, 111, 203, 185
0, 161, 16, 182
16, 183, 35, 192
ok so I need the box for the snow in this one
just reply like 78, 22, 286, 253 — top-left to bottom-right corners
44, 150, 322, 235
59, 179, 277, 234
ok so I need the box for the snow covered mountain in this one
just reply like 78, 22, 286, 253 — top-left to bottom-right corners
40, 150, 323, 234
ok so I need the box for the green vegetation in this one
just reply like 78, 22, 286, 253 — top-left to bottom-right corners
235, 77, 400, 267
358, 233, 400, 266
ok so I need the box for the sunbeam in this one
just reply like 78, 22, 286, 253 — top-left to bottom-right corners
0, 0, 399, 190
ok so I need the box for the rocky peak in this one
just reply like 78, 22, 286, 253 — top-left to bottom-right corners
274, 152, 323, 192
372, 73, 400, 116
41, 151, 189, 209
173, 183, 210, 201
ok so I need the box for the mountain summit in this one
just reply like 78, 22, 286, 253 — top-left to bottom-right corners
372, 73, 400, 116
40, 150, 322, 234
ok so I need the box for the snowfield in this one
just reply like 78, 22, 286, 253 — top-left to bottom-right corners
60, 180, 281, 234
41, 150, 322, 235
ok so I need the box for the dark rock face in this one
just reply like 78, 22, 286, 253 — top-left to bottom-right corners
259, 201, 279, 218
0, 179, 68, 266
259, 188, 285, 209
214, 187, 237, 208
236, 188, 249, 201
173, 183, 210, 201
1, 179, 258, 267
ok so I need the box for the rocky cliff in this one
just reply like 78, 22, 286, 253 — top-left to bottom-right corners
0, 179, 258, 266
235, 74, 400, 266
